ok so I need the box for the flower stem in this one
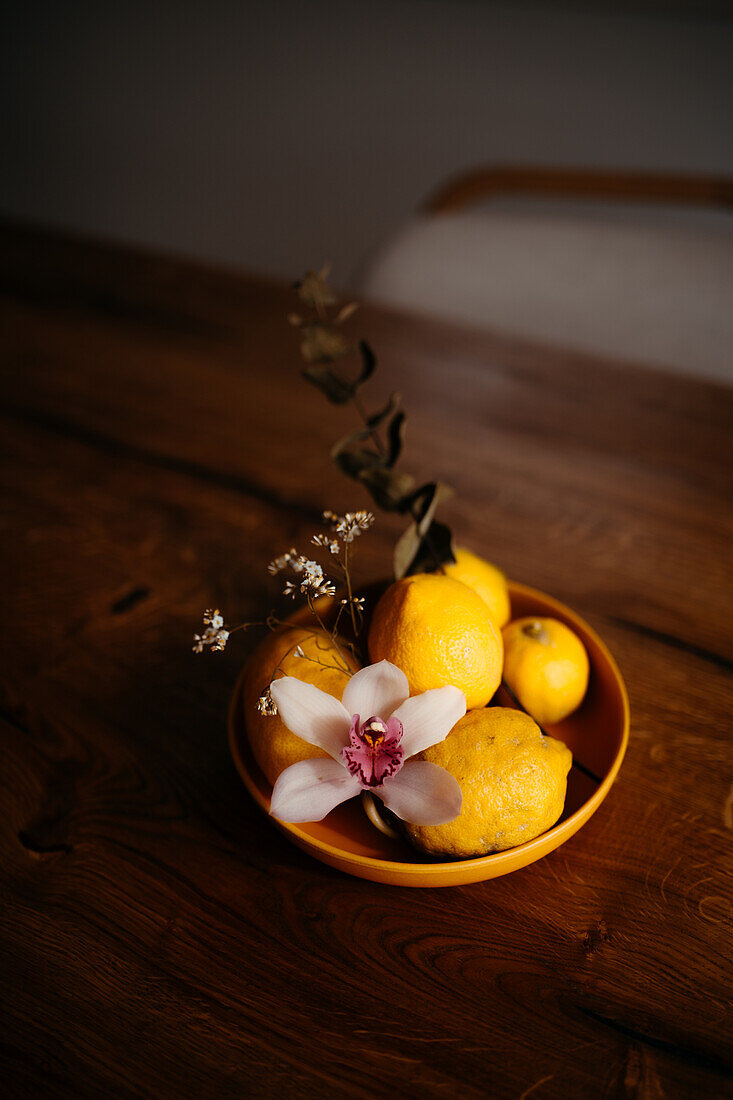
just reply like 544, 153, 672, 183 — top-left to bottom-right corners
351, 391, 385, 456
343, 541, 359, 636
293, 651, 351, 675
227, 620, 267, 636
361, 792, 401, 840
349, 392, 443, 571
306, 594, 353, 675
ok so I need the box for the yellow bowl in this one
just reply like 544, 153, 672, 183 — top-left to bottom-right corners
228, 581, 629, 887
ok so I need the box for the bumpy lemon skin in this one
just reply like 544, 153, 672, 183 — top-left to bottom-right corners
441, 547, 511, 628
367, 573, 504, 710
243, 627, 359, 786
502, 617, 589, 726
404, 708, 572, 858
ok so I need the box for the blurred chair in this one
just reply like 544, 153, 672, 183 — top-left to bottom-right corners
360, 167, 733, 383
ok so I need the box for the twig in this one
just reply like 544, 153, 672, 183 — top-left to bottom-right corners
342, 541, 359, 636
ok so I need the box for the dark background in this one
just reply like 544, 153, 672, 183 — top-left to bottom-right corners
2, 0, 732, 287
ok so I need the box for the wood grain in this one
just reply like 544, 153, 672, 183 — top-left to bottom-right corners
1, 221, 731, 1100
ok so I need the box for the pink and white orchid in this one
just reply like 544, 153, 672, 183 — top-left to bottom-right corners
269, 660, 466, 825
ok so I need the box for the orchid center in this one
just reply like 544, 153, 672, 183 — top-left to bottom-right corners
341, 714, 405, 788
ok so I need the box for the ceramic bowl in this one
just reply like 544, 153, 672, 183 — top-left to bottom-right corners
228, 581, 629, 887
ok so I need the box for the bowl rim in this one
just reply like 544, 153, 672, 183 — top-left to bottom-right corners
228, 580, 630, 879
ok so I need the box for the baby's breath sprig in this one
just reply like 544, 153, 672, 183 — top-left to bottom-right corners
256, 687, 278, 716
267, 547, 298, 575
192, 608, 231, 653
289, 268, 455, 579
267, 507, 372, 664
269, 552, 336, 599
320, 509, 374, 635
311, 534, 339, 555
191, 507, 374, 722
192, 608, 272, 654
322, 509, 374, 543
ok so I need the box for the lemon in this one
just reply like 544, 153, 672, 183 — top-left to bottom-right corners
502, 617, 589, 726
367, 573, 503, 710
441, 547, 511, 628
243, 626, 360, 785
403, 707, 572, 857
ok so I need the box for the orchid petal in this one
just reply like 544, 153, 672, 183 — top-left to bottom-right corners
377, 761, 462, 825
270, 676, 351, 759
270, 758, 361, 822
341, 660, 409, 720
391, 686, 466, 759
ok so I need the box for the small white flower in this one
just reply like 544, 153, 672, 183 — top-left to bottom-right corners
203, 608, 224, 629
353, 510, 374, 530
340, 595, 365, 610
311, 534, 340, 555
257, 688, 278, 716
323, 509, 375, 543
297, 557, 325, 586
193, 610, 230, 653
281, 557, 337, 599
268, 548, 298, 575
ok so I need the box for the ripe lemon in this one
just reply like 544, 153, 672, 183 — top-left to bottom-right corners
403, 707, 572, 857
502, 617, 589, 726
367, 573, 503, 709
440, 547, 511, 628
243, 626, 360, 785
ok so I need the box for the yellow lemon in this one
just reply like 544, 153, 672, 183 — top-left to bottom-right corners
367, 573, 503, 710
441, 546, 511, 628
403, 707, 572, 857
502, 617, 589, 726
243, 626, 360, 785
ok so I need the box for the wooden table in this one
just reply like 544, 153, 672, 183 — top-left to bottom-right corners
1, 222, 731, 1099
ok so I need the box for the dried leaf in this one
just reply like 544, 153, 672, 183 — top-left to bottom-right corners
300, 323, 350, 364
366, 391, 401, 429
393, 522, 420, 579
331, 427, 371, 456
358, 466, 415, 511
356, 340, 377, 387
302, 366, 354, 404
386, 411, 406, 468
335, 448, 384, 478
331, 429, 384, 477
410, 481, 454, 537
409, 482, 435, 521
296, 268, 337, 310
336, 301, 359, 324
406, 520, 455, 575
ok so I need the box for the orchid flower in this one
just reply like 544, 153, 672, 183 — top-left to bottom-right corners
269, 660, 466, 825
